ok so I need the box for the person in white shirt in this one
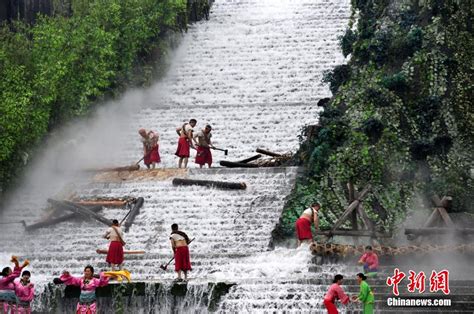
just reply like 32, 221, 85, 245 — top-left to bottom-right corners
295, 203, 320, 247
169, 224, 192, 281
175, 119, 197, 168
103, 220, 125, 270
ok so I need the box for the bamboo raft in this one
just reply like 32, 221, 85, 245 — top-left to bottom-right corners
310, 242, 474, 256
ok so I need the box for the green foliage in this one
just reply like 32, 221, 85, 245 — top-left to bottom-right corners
0, 0, 191, 192
280, 0, 474, 238
322, 64, 351, 94
339, 28, 357, 57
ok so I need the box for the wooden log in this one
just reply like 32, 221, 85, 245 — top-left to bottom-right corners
48, 199, 112, 227
314, 230, 391, 237
437, 207, 455, 227
172, 178, 247, 190
73, 200, 129, 207
219, 160, 259, 168
83, 164, 140, 172
357, 203, 374, 231
123, 197, 144, 232
237, 154, 262, 164
329, 184, 371, 233
423, 208, 440, 227
348, 182, 357, 230
25, 205, 103, 231
256, 148, 282, 157
96, 249, 145, 255
404, 228, 474, 235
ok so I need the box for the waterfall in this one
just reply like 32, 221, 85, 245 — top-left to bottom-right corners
0, 0, 352, 312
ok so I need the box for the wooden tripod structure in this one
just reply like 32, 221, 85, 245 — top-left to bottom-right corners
314, 183, 391, 239
405, 195, 474, 239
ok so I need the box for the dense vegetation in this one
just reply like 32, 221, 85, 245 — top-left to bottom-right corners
0, 0, 209, 193
279, 0, 473, 237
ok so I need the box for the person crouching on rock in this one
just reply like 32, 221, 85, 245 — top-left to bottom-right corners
103, 219, 125, 271
170, 224, 192, 282
13, 270, 34, 314
358, 245, 379, 277
60, 265, 109, 314
295, 202, 320, 247
0, 256, 29, 313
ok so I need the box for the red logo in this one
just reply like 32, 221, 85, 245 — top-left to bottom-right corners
386, 268, 406, 296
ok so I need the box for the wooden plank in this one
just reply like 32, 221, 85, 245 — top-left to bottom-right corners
314, 230, 391, 237
256, 148, 282, 157
431, 194, 443, 207
330, 184, 371, 233
25, 205, 102, 231
423, 208, 440, 227
437, 207, 455, 227
404, 228, 474, 235
48, 199, 111, 227
357, 203, 374, 231
348, 182, 357, 230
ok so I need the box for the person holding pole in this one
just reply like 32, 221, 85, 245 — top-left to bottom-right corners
175, 119, 197, 168
169, 223, 192, 282
194, 124, 214, 168
138, 128, 161, 169
103, 219, 125, 271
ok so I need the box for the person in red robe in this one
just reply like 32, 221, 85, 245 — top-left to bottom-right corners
194, 125, 214, 168
139, 128, 161, 169
169, 223, 192, 281
324, 274, 350, 314
295, 202, 320, 247
103, 219, 125, 271
175, 119, 197, 168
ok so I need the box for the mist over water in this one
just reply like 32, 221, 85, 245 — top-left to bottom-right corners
0, 0, 412, 312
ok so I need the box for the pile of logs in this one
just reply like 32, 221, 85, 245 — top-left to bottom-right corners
24, 197, 144, 232
310, 242, 474, 257
220, 148, 292, 168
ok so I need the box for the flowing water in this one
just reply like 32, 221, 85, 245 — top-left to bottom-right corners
0, 0, 356, 312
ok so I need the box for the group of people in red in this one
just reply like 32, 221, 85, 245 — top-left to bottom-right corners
295, 203, 378, 313
0, 222, 192, 314
138, 118, 215, 169
0, 256, 33, 313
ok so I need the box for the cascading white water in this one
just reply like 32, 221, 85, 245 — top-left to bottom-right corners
0, 0, 353, 312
